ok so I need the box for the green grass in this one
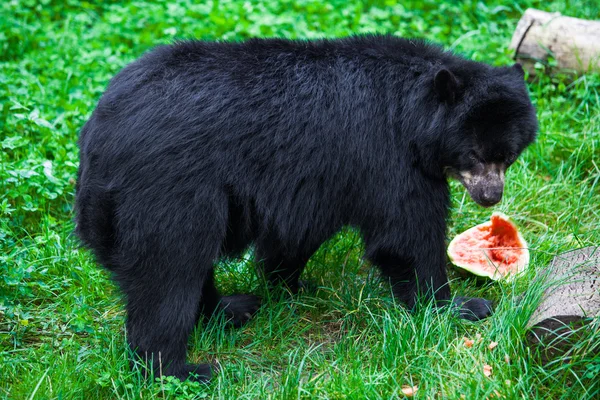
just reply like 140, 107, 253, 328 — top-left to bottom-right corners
1, 0, 599, 398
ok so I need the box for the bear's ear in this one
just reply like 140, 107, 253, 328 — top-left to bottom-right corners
513, 62, 525, 77
434, 68, 458, 105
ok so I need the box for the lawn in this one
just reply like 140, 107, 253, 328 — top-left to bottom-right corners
1, 0, 599, 398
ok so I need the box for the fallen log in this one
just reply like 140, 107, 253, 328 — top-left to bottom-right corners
527, 247, 600, 362
509, 8, 600, 75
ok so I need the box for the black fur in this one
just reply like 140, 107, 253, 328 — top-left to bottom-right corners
75, 35, 537, 381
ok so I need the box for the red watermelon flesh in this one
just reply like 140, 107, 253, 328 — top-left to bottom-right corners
448, 212, 529, 280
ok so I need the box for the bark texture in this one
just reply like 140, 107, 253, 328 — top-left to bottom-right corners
527, 247, 599, 361
509, 8, 600, 74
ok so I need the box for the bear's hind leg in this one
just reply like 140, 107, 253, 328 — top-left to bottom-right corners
116, 192, 231, 382
258, 251, 310, 294
121, 256, 214, 382
198, 270, 261, 328
255, 232, 320, 295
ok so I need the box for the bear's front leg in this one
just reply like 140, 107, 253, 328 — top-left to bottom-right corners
365, 218, 492, 320
452, 296, 493, 321
366, 244, 451, 309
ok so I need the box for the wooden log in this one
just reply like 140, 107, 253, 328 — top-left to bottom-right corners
527, 247, 600, 362
509, 8, 600, 75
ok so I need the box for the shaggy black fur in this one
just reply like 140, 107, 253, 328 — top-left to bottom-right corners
75, 35, 538, 382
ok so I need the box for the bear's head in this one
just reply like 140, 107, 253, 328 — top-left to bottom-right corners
435, 63, 538, 207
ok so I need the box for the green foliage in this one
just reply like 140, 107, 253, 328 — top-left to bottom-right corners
1, 0, 599, 399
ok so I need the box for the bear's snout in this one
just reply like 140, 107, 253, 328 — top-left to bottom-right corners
459, 163, 505, 207
475, 184, 504, 207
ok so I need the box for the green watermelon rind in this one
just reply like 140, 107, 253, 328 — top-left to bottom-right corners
447, 212, 529, 281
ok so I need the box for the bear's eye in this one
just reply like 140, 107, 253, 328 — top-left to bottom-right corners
467, 151, 482, 165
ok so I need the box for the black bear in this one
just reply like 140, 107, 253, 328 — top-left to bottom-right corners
75, 35, 538, 382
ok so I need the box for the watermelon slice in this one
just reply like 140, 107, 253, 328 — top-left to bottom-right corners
448, 212, 529, 280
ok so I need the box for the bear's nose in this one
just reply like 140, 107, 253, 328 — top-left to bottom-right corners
480, 186, 503, 206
